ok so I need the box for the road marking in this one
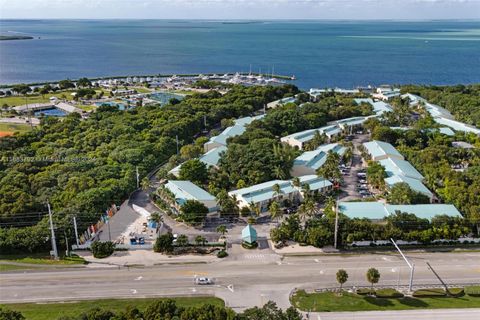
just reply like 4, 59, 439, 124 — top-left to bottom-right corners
191, 288, 196, 293
314, 259, 320, 263
131, 289, 137, 294
319, 270, 324, 275
227, 284, 234, 292
134, 276, 143, 281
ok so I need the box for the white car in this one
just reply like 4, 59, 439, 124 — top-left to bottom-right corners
195, 277, 214, 285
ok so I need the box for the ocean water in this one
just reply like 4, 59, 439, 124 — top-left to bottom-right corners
0, 20, 479, 88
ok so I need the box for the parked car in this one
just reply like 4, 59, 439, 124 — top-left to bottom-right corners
138, 237, 145, 245
359, 179, 367, 184
357, 173, 367, 178
195, 277, 214, 285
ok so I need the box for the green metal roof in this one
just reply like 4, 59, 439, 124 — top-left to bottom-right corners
363, 140, 404, 160
338, 202, 462, 221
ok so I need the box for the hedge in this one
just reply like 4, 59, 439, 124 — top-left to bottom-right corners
356, 288, 375, 295
447, 288, 464, 297
465, 286, 480, 297
217, 250, 228, 258
375, 288, 404, 298
412, 288, 446, 297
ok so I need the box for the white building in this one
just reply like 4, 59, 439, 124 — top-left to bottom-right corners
281, 124, 342, 150
229, 175, 332, 212
204, 115, 265, 152
291, 143, 347, 177
164, 180, 218, 213
363, 140, 405, 161
169, 146, 227, 177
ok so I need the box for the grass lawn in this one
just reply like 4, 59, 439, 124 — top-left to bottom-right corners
1, 297, 224, 320
0, 253, 86, 266
291, 290, 480, 312
77, 104, 97, 112
0, 89, 110, 107
0, 264, 40, 272
0, 122, 33, 134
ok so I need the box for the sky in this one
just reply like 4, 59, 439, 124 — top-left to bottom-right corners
1, 0, 480, 20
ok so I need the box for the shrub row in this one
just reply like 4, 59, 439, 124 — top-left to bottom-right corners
412, 288, 446, 297
465, 286, 480, 297
374, 288, 404, 298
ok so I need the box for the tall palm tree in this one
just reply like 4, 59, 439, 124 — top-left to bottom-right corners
272, 166, 286, 180
292, 177, 301, 188
141, 177, 151, 191
249, 201, 261, 217
269, 201, 283, 224
297, 199, 316, 224
272, 183, 281, 199
149, 211, 163, 225
216, 225, 228, 236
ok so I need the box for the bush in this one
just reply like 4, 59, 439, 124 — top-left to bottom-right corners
465, 286, 480, 297
90, 241, 115, 259
154, 233, 174, 253
0, 307, 25, 320
217, 250, 228, 258
375, 288, 404, 298
242, 241, 258, 249
356, 288, 374, 295
412, 288, 446, 297
447, 288, 464, 297
247, 216, 256, 224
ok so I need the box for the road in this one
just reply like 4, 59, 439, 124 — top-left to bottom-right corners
1, 251, 479, 316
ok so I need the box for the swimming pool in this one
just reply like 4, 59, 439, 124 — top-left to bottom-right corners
34, 107, 67, 117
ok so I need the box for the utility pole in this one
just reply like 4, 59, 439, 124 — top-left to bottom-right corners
175, 135, 179, 155
391, 238, 414, 292
47, 202, 59, 260
106, 216, 112, 242
136, 166, 140, 189
73, 216, 80, 247
334, 197, 339, 249
64, 230, 69, 257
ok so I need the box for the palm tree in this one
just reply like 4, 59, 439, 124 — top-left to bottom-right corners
149, 211, 163, 225
249, 201, 261, 217
141, 177, 151, 191
366, 268, 380, 292
272, 166, 286, 180
297, 199, 316, 224
292, 177, 301, 188
216, 225, 228, 236
272, 183, 281, 199
269, 201, 283, 224
336, 269, 348, 291
301, 183, 311, 200
195, 235, 206, 246
177, 234, 189, 247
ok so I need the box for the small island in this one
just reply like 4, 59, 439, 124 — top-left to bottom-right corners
0, 35, 34, 41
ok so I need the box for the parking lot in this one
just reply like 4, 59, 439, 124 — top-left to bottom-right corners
339, 133, 374, 201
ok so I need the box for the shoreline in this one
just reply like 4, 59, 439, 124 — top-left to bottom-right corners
0, 72, 295, 89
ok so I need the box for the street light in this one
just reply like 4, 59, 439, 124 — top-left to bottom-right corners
391, 238, 415, 292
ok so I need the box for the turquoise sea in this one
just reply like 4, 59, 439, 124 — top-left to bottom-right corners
0, 20, 479, 88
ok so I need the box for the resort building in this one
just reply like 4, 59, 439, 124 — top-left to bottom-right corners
229, 175, 332, 212
267, 96, 297, 109
402, 93, 480, 136
291, 143, 347, 177
204, 115, 265, 152
363, 140, 434, 201
338, 202, 462, 222
372, 87, 401, 101
378, 157, 424, 180
331, 116, 374, 133
433, 117, 480, 135
363, 140, 404, 161
169, 146, 227, 177
354, 98, 393, 116
309, 88, 360, 99
281, 124, 342, 149
164, 180, 218, 213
